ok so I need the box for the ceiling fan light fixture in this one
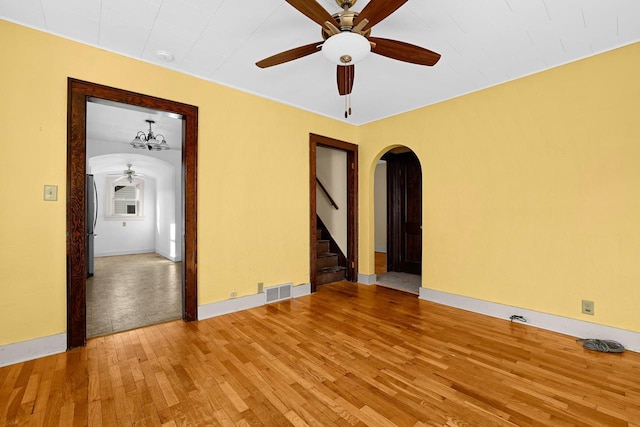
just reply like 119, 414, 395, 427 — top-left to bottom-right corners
321, 32, 370, 65
112, 164, 143, 184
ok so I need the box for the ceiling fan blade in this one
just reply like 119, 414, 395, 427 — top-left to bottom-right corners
337, 64, 355, 96
286, 0, 335, 28
353, 0, 407, 30
256, 42, 322, 68
369, 37, 441, 66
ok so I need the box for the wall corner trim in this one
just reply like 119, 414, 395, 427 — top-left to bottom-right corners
0, 333, 67, 368
419, 288, 640, 353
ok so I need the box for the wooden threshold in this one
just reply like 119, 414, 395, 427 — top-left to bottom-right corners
2, 281, 639, 425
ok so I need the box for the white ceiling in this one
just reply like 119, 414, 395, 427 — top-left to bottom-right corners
86, 99, 184, 151
2, 0, 640, 124
86, 100, 182, 179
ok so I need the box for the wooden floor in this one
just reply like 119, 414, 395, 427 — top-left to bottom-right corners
2, 282, 640, 426
375, 252, 387, 275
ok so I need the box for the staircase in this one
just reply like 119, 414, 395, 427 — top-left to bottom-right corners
316, 220, 347, 286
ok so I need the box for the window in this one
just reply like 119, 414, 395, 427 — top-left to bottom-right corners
106, 177, 144, 218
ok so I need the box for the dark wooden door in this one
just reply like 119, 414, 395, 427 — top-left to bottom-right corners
386, 151, 422, 274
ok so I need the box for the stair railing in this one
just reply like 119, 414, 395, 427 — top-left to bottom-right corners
316, 177, 339, 209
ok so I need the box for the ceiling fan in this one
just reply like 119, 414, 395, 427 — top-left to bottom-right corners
256, 0, 441, 117
109, 164, 144, 183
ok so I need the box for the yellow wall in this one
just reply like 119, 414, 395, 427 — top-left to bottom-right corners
359, 42, 640, 333
2, 18, 638, 348
0, 20, 357, 346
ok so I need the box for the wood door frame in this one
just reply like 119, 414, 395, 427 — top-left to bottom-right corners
67, 78, 198, 349
309, 134, 358, 292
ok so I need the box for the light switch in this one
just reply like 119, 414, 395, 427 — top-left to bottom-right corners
44, 185, 58, 201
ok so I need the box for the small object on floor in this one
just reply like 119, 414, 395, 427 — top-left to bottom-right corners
509, 315, 527, 323
577, 338, 625, 353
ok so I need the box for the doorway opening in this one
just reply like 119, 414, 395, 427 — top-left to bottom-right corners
309, 134, 358, 292
67, 79, 198, 349
374, 147, 422, 295
85, 98, 184, 336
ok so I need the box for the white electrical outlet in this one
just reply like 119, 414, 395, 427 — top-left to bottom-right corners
230, 291, 237, 298
582, 300, 594, 315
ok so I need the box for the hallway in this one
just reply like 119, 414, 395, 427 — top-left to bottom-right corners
87, 253, 182, 337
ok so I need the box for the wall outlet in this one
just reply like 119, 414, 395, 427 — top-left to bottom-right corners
582, 299, 594, 315
257, 282, 264, 293
230, 291, 237, 298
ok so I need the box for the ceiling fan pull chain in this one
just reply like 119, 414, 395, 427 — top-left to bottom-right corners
343, 94, 353, 118
345, 96, 348, 118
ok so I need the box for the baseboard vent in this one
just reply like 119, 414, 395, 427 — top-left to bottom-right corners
265, 283, 292, 303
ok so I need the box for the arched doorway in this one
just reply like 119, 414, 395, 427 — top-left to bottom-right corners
374, 146, 422, 294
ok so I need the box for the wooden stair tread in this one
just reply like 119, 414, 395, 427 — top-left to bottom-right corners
317, 252, 338, 258
318, 266, 346, 273
316, 216, 347, 285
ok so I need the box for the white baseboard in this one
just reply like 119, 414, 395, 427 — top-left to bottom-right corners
358, 273, 377, 285
292, 283, 311, 297
96, 250, 180, 262
155, 248, 180, 262
95, 248, 155, 257
0, 333, 66, 368
199, 282, 311, 320
420, 288, 640, 353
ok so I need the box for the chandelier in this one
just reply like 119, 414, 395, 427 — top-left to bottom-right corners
131, 120, 169, 151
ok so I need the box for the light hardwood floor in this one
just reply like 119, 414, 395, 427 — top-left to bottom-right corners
2, 281, 640, 426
